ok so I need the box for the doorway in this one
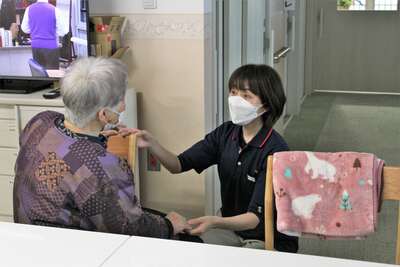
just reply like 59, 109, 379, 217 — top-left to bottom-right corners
205, 0, 306, 215
221, 0, 305, 132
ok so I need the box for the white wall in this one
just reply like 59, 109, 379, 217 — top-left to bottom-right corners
90, 0, 204, 14
88, 0, 207, 217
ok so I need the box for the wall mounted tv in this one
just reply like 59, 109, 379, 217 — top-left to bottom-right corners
0, 0, 90, 93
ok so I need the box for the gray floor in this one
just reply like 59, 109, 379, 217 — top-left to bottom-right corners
283, 92, 400, 264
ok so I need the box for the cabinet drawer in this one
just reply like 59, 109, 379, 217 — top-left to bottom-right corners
0, 148, 18, 176
19, 106, 65, 130
0, 175, 14, 217
0, 215, 13, 222
0, 105, 15, 120
0, 119, 18, 148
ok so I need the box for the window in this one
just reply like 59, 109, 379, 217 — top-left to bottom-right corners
374, 0, 398, 10
338, 0, 399, 10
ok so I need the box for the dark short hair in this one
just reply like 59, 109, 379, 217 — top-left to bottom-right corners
228, 64, 286, 128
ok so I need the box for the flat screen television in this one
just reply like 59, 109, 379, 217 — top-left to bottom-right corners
0, 0, 90, 93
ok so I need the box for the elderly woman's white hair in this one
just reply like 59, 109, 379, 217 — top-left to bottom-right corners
61, 57, 128, 128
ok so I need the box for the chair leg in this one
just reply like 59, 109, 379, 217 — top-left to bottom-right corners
396, 203, 400, 264
265, 156, 274, 250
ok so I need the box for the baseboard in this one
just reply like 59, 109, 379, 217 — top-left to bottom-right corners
283, 114, 294, 132
314, 90, 400, 96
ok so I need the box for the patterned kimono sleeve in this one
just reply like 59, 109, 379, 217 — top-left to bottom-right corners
79, 158, 173, 239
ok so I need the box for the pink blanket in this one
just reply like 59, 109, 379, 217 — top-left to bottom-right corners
273, 151, 384, 239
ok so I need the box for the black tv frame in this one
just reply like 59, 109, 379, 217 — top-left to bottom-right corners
0, 77, 54, 94
0, 0, 91, 94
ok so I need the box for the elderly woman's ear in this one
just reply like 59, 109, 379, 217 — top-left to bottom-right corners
98, 108, 109, 125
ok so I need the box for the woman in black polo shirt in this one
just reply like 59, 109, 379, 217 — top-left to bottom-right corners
120, 64, 298, 252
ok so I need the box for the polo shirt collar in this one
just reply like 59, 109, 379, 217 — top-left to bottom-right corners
231, 124, 273, 148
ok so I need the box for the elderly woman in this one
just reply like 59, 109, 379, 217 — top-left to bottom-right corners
13, 57, 189, 239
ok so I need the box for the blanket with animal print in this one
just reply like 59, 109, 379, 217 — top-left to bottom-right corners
272, 151, 384, 238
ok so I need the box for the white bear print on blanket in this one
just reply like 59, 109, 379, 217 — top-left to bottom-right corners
292, 194, 322, 219
304, 151, 336, 182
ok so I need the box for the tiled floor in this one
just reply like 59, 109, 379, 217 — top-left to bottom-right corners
284, 92, 400, 264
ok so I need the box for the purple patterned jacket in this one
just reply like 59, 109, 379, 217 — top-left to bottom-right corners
13, 111, 172, 238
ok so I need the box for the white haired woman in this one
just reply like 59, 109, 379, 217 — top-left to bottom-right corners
13, 57, 189, 239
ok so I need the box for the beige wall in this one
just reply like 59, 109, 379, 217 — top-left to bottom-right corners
121, 14, 206, 218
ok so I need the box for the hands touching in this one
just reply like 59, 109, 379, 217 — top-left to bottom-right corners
167, 214, 222, 236
187, 216, 220, 236
166, 212, 192, 235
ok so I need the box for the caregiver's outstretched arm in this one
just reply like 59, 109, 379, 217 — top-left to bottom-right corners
119, 128, 182, 174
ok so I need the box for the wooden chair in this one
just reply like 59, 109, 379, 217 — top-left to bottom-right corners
264, 155, 400, 264
106, 134, 137, 169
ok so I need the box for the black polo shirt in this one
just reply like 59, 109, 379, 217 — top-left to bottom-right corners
178, 121, 298, 252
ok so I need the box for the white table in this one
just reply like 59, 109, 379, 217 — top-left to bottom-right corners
102, 236, 396, 267
0, 222, 129, 267
0, 222, 397, 267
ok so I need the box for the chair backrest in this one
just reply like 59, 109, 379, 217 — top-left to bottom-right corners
264, 155, 400, 264
28, 59, 49, 77
106, 134, 137, 170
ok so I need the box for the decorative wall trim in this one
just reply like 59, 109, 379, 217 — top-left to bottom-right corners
123, 14, 205, 40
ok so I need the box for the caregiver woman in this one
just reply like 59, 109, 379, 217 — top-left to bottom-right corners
121, 64, 298, 251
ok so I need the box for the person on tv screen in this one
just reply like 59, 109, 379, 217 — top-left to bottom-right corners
21, 0, 69, 69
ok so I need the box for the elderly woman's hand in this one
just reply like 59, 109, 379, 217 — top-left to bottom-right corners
166, 212, 192, 235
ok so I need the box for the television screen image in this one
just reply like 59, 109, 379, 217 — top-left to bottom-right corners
0, 0, 89, 79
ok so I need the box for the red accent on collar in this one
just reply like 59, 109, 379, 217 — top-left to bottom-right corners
259, 128, 273, 148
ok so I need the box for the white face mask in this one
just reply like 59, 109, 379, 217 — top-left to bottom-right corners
228, 96, 265, 126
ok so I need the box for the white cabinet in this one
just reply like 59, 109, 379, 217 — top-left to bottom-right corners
0, 105, 18, 148
0, 118, 18, 148
19, 106, 65, 129
0, 103, 64, 222
0, 176, 14, 218
0, 148, 18, 176
0, 105, 15, 119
